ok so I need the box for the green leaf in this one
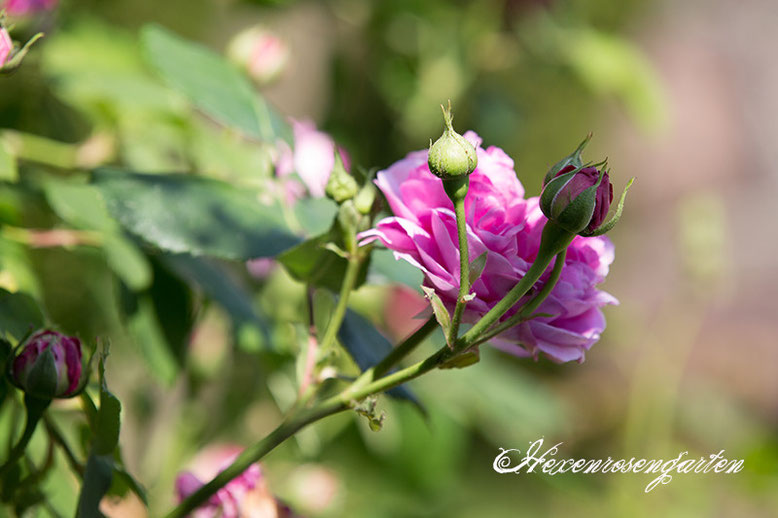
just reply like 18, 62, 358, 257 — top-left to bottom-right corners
93, 168, 301, 260
293, 197, 339, 237
468, 251, 488, 286
421, 286, 451, 339
337, 309, 421, 406
278, 230, 369, 293
43, 178, 116, 232
76, 454, 113, 518
161, 254, 269, 348
125, 295, 180, 384
108, 464, 148, 506
140, 24, 290, 143
43, 177, 153, 290
93, 351, 121, 455
369, 248, 423, 290
147, 258, 194, 367
0, 139, 18, 182
102, 234, 153, 291
0, 289, 45, 342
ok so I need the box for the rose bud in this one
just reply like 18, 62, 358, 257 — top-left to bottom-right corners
228, 26, 289, 85
428, 102, 477, 181
10, 330, 84, 399
540, 164, 613, 235
325, 150, 358, 203
0, 27, 12, 68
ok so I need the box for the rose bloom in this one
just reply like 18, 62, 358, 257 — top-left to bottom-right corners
176, 445, 300, 518
2, 0, 57, 16
359, 132, 617, 362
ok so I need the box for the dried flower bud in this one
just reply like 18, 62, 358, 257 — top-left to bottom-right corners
10, 330, 84, 399
540, 165, 613, 234
427, 102, 477, 180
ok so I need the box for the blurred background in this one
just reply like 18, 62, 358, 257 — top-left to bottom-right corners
1, 0, 777, 516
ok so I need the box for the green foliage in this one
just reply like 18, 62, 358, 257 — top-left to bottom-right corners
0, 289, 44, 342
93, 169, 301, 259
141, 24, 291, 143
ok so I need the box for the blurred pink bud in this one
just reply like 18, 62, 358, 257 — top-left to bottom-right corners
2, 0, 58, 16
290, 119, 336, 198
11, 330, 84, 399
247, 257, 277, 279
0, 27, 11, 67
176, 445, 302, 518
272, 121, 348, 201
228, 26, 289, 85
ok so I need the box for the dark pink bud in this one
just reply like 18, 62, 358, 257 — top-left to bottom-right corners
541, 165, 613, 233
11, 330, 84, 398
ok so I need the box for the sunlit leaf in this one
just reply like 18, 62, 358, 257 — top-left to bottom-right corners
93, 168, 300, 260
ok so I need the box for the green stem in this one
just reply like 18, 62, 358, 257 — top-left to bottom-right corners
318, 254, 363, 354
447, 194, 470, 345
456, 221, 574, 350
44, 416, 85, 477
0, 395, 50, 477
165, 343, 450, 518
372, 316, 437, 378
473, 249, 567, 346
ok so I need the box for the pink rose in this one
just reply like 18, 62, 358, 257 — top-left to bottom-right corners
0, 27, 12, 67
2, 0, 58, 16
359, 132, 617, 363
175, 445, 301, 518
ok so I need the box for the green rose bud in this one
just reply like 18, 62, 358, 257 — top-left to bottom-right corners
427, 102, 477, 181
325, 150, 359, 203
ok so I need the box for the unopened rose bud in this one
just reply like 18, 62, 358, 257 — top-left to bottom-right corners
325, 151, 358, 203
228, 26, 289, 85
427, 102, 477, 181
540, 164, 613, 234
10, 330, 84, 399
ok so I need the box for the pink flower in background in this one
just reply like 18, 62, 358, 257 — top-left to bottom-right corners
176, 444, 301, 518
359, 132, 617, 363
274, 119, 349, 200
2, 0, 57, 16
0, 27, 11, 67
228, 26, 289, 85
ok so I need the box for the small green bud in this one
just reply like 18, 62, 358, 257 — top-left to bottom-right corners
427, 102, 477, 180
325, 151, 359, 203
354, 182, 377, 215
